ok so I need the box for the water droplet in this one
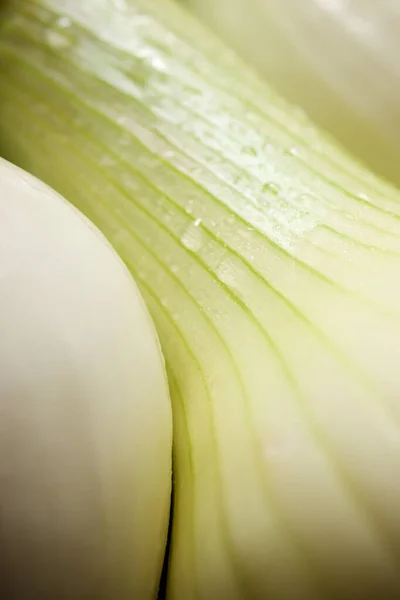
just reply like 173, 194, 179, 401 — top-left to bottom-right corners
357, 192, 370, 201
288, 146, 300, 157
243, 146, 257, 156
56, 16, 71, 29
150, 56, 167, 72
193, 218, 202, 227
297, 193, 316, 210
46, 14, 76, 49
216, 259, 238, 289
238, 227, 252, 240
46, 30, 72, 50
262, 182, 280, 195
170, 264, 179, 274
181, 224, 205, 252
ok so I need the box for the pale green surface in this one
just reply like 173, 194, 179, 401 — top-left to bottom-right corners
186, 0, 400, 187
1, 1, 400, 598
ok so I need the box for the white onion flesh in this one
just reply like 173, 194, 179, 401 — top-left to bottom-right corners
0, 158, 172, 599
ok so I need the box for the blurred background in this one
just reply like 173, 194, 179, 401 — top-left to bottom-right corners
180, 0, 400, 187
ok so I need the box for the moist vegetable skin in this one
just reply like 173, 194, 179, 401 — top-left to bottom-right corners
1, 1, 400, 599
185, 0, 400, 187
0, 157, 172, 600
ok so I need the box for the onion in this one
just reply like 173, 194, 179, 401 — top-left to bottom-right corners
186, 0, 400, 185
0, 158, 172, 599
2, 1, 400, 598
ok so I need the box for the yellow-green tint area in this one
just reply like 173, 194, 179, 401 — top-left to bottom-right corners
1, 0, 400, 598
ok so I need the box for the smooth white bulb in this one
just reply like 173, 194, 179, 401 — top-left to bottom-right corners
0, 158, 172, 599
